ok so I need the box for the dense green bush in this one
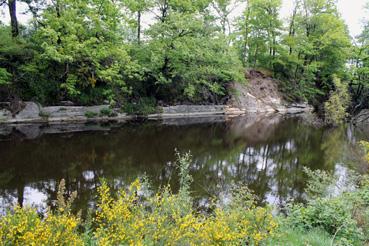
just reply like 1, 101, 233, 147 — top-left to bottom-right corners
123, 97, 158, 116
284, 168, 369, 245
324, 76, 351, 125
99, 108, 117, 117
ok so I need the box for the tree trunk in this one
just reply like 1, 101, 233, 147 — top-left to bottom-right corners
8, 0, 19, 37
137, 10, 141, 44
288, 2, 298, 55
253, 44, 259, 68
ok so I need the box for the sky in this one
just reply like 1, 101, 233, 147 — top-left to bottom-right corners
1, 0, 368, 38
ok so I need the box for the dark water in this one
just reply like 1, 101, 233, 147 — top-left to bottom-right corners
0, 114, 368, 214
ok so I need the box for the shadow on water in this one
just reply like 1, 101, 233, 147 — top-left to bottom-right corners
0, 113, 368, 214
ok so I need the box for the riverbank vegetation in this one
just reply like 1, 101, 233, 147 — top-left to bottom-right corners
0, 146, 368, 245
0, 0, 368, 121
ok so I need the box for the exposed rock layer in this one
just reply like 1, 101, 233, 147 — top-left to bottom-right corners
230, 70, 311, 113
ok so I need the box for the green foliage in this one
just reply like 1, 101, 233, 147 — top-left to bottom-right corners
0, 0, 366, 114
349, 4, 369, 111
0, 68, 11, 85
123, 97, 158, 115
0, 25, 36, 97
140, 3, 244, 103
360, 141, 369, 163
284, 169, 369, 245
267, 227, 332, 246
84, 111, 98, 118
235, 0, 283, 69
99, 108, 117, 117
28, 0, 140, 105
277, 0, 351, 104
324, 76, 351, 125
303, 167, 337, 198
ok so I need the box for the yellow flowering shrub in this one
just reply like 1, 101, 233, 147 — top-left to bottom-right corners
0, 154, 278, 245
0, 206, 82, 246
94, 179, 277, 245
0, 179, 83, 246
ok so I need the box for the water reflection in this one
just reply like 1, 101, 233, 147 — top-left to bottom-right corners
0, 114, 368, 214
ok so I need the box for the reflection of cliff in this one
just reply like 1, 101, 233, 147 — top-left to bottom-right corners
227, 114, 283, 143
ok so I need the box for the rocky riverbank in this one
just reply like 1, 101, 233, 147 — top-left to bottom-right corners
0, 101, 312, 124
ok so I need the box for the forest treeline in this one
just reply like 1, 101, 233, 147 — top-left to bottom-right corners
0, 0, 368, 118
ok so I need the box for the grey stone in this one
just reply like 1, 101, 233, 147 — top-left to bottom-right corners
41, 105, 110, 121
15, 102, 41, 120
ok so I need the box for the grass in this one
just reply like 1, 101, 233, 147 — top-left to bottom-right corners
267, 227, 332, 246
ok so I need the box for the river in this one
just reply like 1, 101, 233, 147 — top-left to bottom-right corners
0, 113, 368, 214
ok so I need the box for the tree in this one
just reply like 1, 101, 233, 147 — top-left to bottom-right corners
26, 0, 139, 104
1, 0, 46, 37
324, 76, 350, 125
0, 68, 11, 85
123, 0, 153, 44
235, 0, 282, 68
7, 0, 18, 37
348, 3, 369, 112
137, 0, 244, 103
211, 0, 243, 35
277, 0, 351, 105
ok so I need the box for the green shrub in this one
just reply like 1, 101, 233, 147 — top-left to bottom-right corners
99, 108, 117, 117
284, 169, 369, 245
324, 76, 351, 125
0, 68, 11, 85
267, 227, 332, 246
84, 111, 98, 118
123, 97, 158, 115
360, 141, 369, 163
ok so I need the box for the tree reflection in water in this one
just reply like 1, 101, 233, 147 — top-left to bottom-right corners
0, 114, 368, 215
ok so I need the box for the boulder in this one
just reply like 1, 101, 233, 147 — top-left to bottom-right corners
15, 102, 42, 121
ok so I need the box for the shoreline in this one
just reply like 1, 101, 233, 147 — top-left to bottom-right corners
0, 102, 312, 125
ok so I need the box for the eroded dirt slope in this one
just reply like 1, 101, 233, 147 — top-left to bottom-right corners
229, 69, 288, 112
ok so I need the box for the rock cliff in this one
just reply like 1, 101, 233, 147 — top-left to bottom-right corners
228, 69, 311, 114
